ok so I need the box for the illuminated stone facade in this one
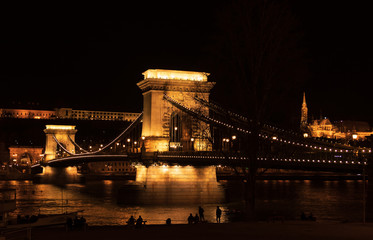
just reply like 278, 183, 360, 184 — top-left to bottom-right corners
301, 93, 373, 140
300, 92, 308, 129
55, 108, 140, 121
137, 69, 215, 152
0, 109, 55, 119
308, 118, 337, 138
0, 108, 140, 121
43, 125, 77, 161
8, 146, 43, 166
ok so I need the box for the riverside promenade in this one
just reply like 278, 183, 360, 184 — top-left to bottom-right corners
31, 221, 373, 240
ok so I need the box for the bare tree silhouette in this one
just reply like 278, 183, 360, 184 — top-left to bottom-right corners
217, 0, 306, 219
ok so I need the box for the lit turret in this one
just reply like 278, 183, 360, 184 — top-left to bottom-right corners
300, 92, 308, 129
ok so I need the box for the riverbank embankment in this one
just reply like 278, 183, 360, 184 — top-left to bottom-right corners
28, 221, 373, 240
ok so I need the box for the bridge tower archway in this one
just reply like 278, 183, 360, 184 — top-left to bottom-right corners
43, 125, 77, 162
137, 69, 215, 152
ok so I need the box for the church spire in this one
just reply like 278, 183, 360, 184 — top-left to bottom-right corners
300, 92, 308, 129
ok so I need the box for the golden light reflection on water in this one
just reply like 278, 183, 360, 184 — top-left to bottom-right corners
1, 179, 367, 225
135, 165, 225, 205
40, 166, 80, 183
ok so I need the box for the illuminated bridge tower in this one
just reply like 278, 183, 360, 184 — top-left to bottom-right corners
137, 69, 215, 152
43, 125, 77, 161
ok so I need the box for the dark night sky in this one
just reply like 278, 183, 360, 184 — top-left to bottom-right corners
1, 1, 372, 127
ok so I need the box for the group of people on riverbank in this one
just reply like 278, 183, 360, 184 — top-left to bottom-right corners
188, 206, 222, 224
126, 215, 147, 228
126, 206, 223, 227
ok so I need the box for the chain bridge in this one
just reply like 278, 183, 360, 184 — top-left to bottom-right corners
31, 69, 370, 175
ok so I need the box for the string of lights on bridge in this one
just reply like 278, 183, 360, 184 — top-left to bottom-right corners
194, 96, 371, 154
158, 154, 367, 166
165, 94, 371, 155
51, 94, 371, 160
52, 113, 143, 156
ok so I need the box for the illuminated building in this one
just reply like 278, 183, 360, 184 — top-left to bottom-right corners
308, 118, 337, 138
300, 92, 308, 129
0, 108, 140, 121
8, 146, 43, 166
0, 109, 55, 119
137, 69, 215, 152
301, 93, 373, 140
55, 108, 140, 121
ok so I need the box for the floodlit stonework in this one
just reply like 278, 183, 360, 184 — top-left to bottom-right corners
301, 93, 373, 140
43, 125, 77, 161
137, 69, 215, 152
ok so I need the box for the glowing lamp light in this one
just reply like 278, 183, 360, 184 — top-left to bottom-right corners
143, 69, 209, 82
46, 125, 76, 130
352, 134, 358, 140
191, 138, 194, 142
232, 135, 237, 140
141, 136, 145, 140
272, 136, 277, 140
127, 138, 131, 142
303, 133, 309, 138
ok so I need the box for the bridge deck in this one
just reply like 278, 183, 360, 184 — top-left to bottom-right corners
39, 151, 366, 174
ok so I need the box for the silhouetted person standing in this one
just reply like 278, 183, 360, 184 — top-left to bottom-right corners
198, 206, 205, 222
216, 206, 222, 223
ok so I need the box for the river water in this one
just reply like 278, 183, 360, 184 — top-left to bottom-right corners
0, 177, 365, 225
